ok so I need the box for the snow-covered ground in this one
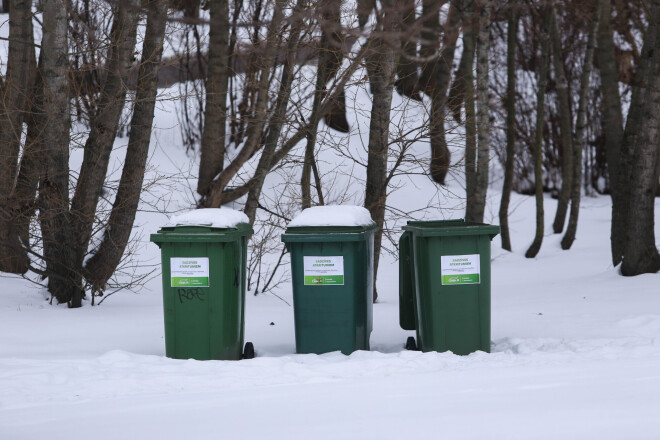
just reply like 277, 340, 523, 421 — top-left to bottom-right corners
3, 176, 660, 438
1, 82, 660, 438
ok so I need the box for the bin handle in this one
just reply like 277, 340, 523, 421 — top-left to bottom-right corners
175, 223, 213, 226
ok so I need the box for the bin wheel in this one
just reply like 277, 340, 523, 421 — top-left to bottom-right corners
405, 337, 417, 351
242, 342, 255, 359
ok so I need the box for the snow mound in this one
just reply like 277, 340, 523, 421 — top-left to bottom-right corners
167, 208, 249, 228
288, 205, 375, 227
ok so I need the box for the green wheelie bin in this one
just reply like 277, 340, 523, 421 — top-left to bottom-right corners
281, 206, 377, 355
400, 219, 499, 355
150, 208, 254, 361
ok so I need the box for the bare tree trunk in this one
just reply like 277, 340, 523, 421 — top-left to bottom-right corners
244, 0, 304, 224
0, 0, 34, 195
470, 1, 491, 223
38, 0, 80, 305
463, 6, 477, 220
499, 1, 517, 251
356, 0, 375, 28
212, 43, 373, 206
419, 0, 441, 93
84, 0, 168, 293
8, 69, 44, 262
204, 0, 285, 208
447, 37, 469, 125
562, 1, 600, 250
656, 150, 660, 197
302, 0, 343, 209
69, 0, 140, 276
197, 0, 229, 198
0, 0, 36, 273
395, 0, 422, 101
525, 9, 550, 259
430, 0, 462, 186
319, 0, 349, 134
619, 0, 660, 276
597, 0, 625, 265
550, 6, 573, 234
300, 55, 328, 211
364, 2, 398, 302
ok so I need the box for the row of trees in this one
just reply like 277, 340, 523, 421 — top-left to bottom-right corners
0, 0, 658, 307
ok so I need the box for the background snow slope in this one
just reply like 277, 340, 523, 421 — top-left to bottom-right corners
1, 90, 660, 439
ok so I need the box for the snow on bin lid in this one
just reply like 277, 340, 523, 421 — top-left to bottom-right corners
288, 205, 375, 227
167, 208, 249, 228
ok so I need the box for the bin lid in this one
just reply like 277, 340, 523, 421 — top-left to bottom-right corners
402, 219, 500, 239
282, 205, 377, 242
150, 208, 253, 243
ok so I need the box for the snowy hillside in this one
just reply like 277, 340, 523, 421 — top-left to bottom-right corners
1, 84, 660, 439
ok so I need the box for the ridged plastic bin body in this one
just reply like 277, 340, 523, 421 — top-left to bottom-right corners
401, 220, 499, 355
282, 226, 376, 355
150, 224, 252, 360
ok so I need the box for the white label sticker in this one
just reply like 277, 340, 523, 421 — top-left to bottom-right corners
441, 254, 481, 285
171, 257, 210, 287
303, 256, 344, 286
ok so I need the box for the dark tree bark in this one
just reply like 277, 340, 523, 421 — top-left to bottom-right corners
447, 37, 469, 125
419, 0, 442, 93
7, 66, 44, 264
212, 44, 372, 207
525, 9, 551, 259
498, 2, 518, 251
0, 0, 36, 274
204, 0, 285, 208
597, 0, 625, 265
38, 0, 80, 305
618, 0, 660, 276
428, 0, 462, 185
395, 0, 422, 101
84, 0, 169, 293
244, 0, 304, 223
469, 1, 491, 223
319, 0, 349, 133
463, 4, 477, 220
69, 0, 140, 279
549, 7, 574, 234
356, 0, 375, 29
301, 0, 342, 209
197, 0, 229, 199
561, 1, 600, 250
364, 1, 399, 302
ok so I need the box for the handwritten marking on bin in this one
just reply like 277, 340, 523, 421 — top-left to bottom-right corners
177, 288, 206, 303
